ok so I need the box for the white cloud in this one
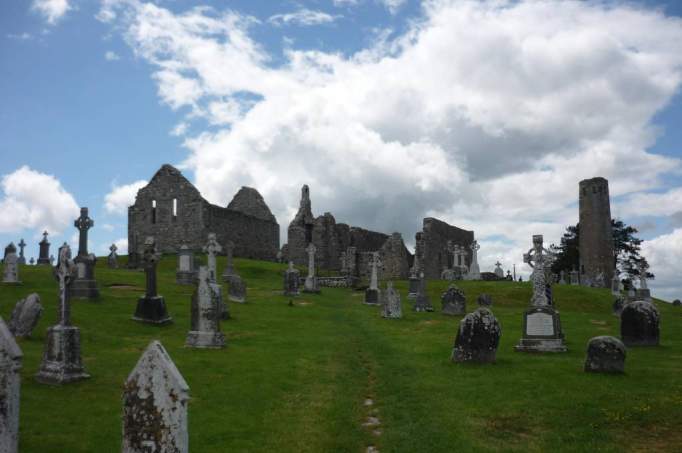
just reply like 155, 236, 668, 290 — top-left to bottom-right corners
104, 180, 147, 215
0, 166, 79, 235
32, 0, 71, 25
334, 0, 359, 6
171, 122, 189, 137
105, 50, 120, 61
380, 0, 406, 14
106, 0, 682, 297
641, 229, 682, 302
269, 9, 340, 27
7, 33, 32, 41
102, 223, 115, 232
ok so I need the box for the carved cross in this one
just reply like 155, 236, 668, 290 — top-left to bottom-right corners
74, 207, 94, 256
54, 243, 76, 325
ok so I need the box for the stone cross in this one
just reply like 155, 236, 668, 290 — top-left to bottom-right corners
17, 239, 26, 265
74, 207, 94, 256
224, 240, 235, 276
122, 340, 189, 452
638, 262, 648, 290
523, 235, 555, 307
203, 233, 222, 282
306, 243, 316, 278
142, 237, 161, 298
468, 240, 481, 278
446, 241, 457, 269
55, 243, 77, 325
369, 252, 382, 291
110, 244, 117, 254
0, 317, 22, 452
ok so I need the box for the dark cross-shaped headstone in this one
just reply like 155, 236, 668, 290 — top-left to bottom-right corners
17, 239, 26, 265
143, 237, 161, 298
74, 207, 94, 257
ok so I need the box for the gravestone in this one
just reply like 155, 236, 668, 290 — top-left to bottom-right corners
133, 237, 172, 325
620, 300, 659, 346
493, 261, 504, 279
381, 281, 402, 319
364, 252, 381, 305
611, 274, 621, 296
283, 261, 300, 296
122, 340, 189, 453
227, 274, 246, 304
176, 245, 197, 285
407, 253, 420, 299
127, 232, 141, 269
612, 296, 625, 317
441, 284, 466, 315
186, 267, 225, 348
303, 243, 320, 294
452, 307, 501, 363
49, 255, 54, 265
37, 231, 50, 265
465, 240, 481, 280
0, 317, 22, 453
635, 263, 652, 302
477, 293, 493, 308
221, 240, 236, 282
413, 273, 434, 312
70, 208, 100, 299
515, 235, 567, 353
8, 293, 43, 338
17, 239, 26, 265
203, 233, 222, 283
2, 246, 20, 284
36, 243, 90, 384
584, 336, 626, 374
559, 270, 566, 284
107, 244, 118, 269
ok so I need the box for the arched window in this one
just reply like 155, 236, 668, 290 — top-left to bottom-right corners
172, 198, 178, 221
151, 199, 157, 224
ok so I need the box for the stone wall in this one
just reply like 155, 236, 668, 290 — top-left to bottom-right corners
578, 177, 614, 287
419, 218, 475, 279
380, 233, 411, 280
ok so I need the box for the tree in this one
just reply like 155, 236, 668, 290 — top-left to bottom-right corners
550, 219, 653, 282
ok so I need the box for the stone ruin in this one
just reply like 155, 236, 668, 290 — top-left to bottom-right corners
186, 267, 225, 349
413, 218, 475, 280
122, 340, 189, 452
127, 164, 279, 264
8, 293, 43, 338
578, 177, 614, 288
584, 336, 626, 374
0, 316, 22, 453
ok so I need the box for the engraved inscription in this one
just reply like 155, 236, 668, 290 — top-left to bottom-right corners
526, 312, 555, 336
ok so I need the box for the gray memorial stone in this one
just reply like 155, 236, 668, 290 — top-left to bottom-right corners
364, 252, 381, 305
70, 208, 100, 299
493, 261, 504, 279
133, 237, 172, 325
122, 340, 189, 453
8, 293, 43, 338
176, 245, 197, 285
283, 261, 300, 296
107, 244, 118, 269
221, 240, 236, 282
227, 274, 246, 304
186, 267, 225, 349
36, 243, 90, 384
0, 317, 22, 453
620, 300, 659, 346
407, 253, 420, 300
569, 268, 579, 285
303, 243, 320, 294
413, 273, 434, 312
452, 307, 501, 363
16, 239, 26, 266
441, 284, 466, 316
2, 246, 20, 284
465, 240, 481, 280
584, 336, 626, 374
203, 233, 222, 283
381, 281, 402, 319
37, 231, 50, 265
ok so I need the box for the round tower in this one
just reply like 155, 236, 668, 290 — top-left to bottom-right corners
578, 177, 614, 287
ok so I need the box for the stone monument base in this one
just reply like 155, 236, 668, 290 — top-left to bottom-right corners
70, 279, 100, 299
635, 288, 652, 302
303, 276, 320, 294
176, 271, 197, 285
365, 288, 380, 305
514, 307, 567, 353
133, 296, 172, 325
35, 325, 90, 385
185, 331, 225, 349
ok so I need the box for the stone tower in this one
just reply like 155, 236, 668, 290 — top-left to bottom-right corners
579, 177, 614, 287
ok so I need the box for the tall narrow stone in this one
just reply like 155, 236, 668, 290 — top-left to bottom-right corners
221, 240, 236, 281
364, 252, 381, 305
36, 243, 91, 384
122, 341, 189, 453
186, 267, 225, 349
283, 261, 300, 296
203, 233, 222, 283
413, 272, 434, 312
108, 244, 119, 269
381, 281, 402, 319
2, 244, 20, 284
16, 239, 26, 266
133, 237, 172, 325
303, 243, 320, 294
579, 177, 614, 288
71, 207, 100, 299
37, 231, 50, 265
176, 245, 197, 285
466, 240, 481, 280
0, 317, 22, 453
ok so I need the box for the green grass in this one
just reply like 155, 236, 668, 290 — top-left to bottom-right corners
2, 257, 682, 452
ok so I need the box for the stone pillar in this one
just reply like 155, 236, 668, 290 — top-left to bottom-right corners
37, 231, 50, 265
283, 261, 300, 296
2, 246, 20, 284
0, 317, 22, 453
221, 240, 236, 281
303, 243, 320, 294
122, 341, 189, 452
579, 177, 614, 288
364, 252, 381, 305
467, 240, 481, 280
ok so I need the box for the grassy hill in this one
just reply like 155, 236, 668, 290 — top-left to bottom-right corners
2, 257, 681, 452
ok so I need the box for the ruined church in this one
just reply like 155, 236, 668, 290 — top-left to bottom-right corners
127, 165, 279, 263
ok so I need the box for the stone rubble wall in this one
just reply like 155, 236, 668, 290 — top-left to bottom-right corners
420, 217, 475, 280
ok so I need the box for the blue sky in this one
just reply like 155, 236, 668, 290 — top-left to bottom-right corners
1, 0, 682, 300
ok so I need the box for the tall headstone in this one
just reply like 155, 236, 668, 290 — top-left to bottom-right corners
36, 243, 90, 384
466, 241, 481, 280
0, 317, 22, 453
176, 245, 197, 285
559, 270, 566, 285
2, 245, 20, 284
227, 274, 246, 304
283, 261, 300, 296
579, 177, 614, 288
107, 244, 118, 269
70, 207, 100, 299
407, 252, 420, 299
620, 300, 659, 346
203, 233, 222, 283
221, 240, 236, 281
381, 281, 402, 319
635, 263, 652, 302
303, 243, 320, 294
122, 341, 189, 453
413, 272, 434, 312
37, 231, 50, 265
441, 284, 466, 316
584, 336, 626, 374
186, 267, 225, 348
8, 293, 43, 338
493, 261, 504, 279
515, 235, 567, 353
16, 239, 26, 266
133, 237, 172, 325
452, 307, 501, 363
364, 252, 381, 305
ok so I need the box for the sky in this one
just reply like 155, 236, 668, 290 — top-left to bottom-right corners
1, 0, 682, 300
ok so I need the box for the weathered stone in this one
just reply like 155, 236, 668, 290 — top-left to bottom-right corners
379, 233, 410, 280
128, 165, 279, 261
226, 274, 246, 304
569, 269, 580, 285
0, 317, 22, 453
176, 245, 197, 285
441, 285, 466, 315
611, 274, 621, 295
414, 218, 474, 280
133, 237, 172, 325
364, 252, 381, 305
579, 178, 614, 288
8, 293, 43, 338
620, 300, 659, 346
122, 340, 189, 453
37, 231, 50, 265
303, 243, 320, 294
477, 294, 493, 307
186, 267, 225, 349
70, 208, 100, 299
452, 307, 501, 363
203, 233, 222, 283
221, 240, 236, 281
107, 244, 119, 269
283, 261, 300, 296
584, 336, 626, 374
36, 243, 90, 384
381, 281, 401, 319
612, 296, 625, 317
2, 248, 20, 284
466, 240, 481, 280
493, 261, 504, 279
413, 273, 434, 312
16, 239, 26, 266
